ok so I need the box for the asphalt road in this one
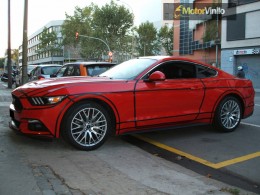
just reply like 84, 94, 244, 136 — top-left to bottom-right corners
125, 92, 260, 194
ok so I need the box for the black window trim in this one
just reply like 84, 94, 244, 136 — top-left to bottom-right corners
140, 60, 218, 80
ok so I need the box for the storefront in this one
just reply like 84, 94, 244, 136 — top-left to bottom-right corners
234, 48, 260, 90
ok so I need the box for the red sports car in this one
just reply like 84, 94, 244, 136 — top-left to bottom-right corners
9, 56, 255, 150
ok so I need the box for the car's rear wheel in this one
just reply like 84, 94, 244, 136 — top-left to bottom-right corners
62, 101, 111, 150
214, 96, 242, 132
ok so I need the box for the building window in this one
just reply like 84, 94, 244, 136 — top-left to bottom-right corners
163, 3, 174, 20
228, 0, 259, 7
227, 13, 245, 41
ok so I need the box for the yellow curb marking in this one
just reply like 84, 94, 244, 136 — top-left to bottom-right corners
133, 134, 260, 169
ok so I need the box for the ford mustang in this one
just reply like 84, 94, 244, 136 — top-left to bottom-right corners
9, 56, 255, 150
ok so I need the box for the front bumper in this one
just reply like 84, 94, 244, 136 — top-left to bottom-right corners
9, 97, 69, 138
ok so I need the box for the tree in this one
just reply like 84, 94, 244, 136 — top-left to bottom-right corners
37, 27, 62, 63
135, 21, 160, 56
61, 1, 134, 61
4, 49, 19, 65
11, 49, 19, 65
62, 5, 94, 46
158, 25, 173, 55
91, 1, 133, 56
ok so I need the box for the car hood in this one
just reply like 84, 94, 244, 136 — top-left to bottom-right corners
13, 76, 133, 97
25, 76, 114, 87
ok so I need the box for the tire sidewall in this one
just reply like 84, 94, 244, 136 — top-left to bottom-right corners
214, 96, 242, 132
62, 101, 111, 151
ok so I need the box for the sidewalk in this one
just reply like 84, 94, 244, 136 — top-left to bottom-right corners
0, 81, 13, 106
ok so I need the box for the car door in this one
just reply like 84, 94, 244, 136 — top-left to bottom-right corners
135, 61, 205, 127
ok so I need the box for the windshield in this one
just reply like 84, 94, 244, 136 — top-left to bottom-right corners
88, 65, 113, 76
100, 58, 157, 79
41, 66, 61, 75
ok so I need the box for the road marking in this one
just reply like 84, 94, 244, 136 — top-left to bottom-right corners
133, 134, 260, 169
255, 104, 260, 107
241, 122, 260, 128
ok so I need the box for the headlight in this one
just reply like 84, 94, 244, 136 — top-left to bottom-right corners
29, 96, 66, 105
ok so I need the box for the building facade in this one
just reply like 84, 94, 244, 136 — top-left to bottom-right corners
221, 0, 260, 89
162, 0, 174, 26
19, 20, 82, 66
172, 0, 221, 67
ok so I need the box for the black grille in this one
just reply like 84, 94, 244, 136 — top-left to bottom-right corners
12, 95, 23, 112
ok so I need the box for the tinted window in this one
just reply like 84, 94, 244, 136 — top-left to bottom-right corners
56, 66, 67, 77
197, 65, 217, 78
41, 66, 61, 75
87, 65, 113, 76
227, 14, 245, 41
146, 61, 196, 79
62, 65, 80, 76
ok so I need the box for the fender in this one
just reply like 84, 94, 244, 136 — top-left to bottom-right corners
55, 93, 121, 138
210, 89, 245, 122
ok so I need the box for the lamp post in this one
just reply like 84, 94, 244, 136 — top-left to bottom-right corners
7, 0, 12, 88
78, 34, 112, 61
79, 35, 110, 52
116, 0, 133, 14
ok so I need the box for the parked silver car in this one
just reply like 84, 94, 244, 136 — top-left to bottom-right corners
15, 65, 37, 87
29, 64, 62, 81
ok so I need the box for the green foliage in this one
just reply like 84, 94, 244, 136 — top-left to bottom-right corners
202, 20, 218, 43
60, 0, 175, 59
158, 25, 174, 55
37, 27, 62, 56
61, 1, 134, 60
4, 49, 19, 65
62, 5, 95, 46
135, 21, 160, 56
221, 188, 240, 195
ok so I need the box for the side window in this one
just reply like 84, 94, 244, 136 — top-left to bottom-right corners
30, 68, 35, 76
56, 66, 67, 77
64, 65, 75, 76
197, 65, 217, 78
146, 61, 196, 79
74, 65, 80, 76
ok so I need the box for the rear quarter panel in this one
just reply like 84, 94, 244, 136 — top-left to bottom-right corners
199, 77, 254, 121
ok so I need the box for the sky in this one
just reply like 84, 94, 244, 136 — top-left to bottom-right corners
0, 0, 162, 57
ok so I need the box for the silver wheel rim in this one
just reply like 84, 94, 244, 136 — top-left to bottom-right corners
71, 107, 107, 147
220, 100, 240, 129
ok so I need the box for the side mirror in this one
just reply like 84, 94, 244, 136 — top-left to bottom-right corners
146, 71, 166, 82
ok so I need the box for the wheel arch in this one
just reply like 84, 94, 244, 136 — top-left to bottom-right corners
212, 91, 245, 120
57, 95, 119, 138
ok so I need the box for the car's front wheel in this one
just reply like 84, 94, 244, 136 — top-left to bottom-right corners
62, 101, 111, 150
213, 96, 242, 132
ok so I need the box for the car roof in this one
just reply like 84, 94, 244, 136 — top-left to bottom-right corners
34, 64, 62, 67
138, 56, 215, 67
64, 62, 116, 66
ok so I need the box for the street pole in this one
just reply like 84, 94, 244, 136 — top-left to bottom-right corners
79, 35, 111, 52
22, 0, 28, 84
7, 0, 12, 89
78, 34, 111, 61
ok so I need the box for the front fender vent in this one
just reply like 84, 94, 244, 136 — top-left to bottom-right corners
29, 97, 46, 105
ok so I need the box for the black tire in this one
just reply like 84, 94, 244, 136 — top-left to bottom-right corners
213, 96, 242, 132
62, 101, 112, 150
